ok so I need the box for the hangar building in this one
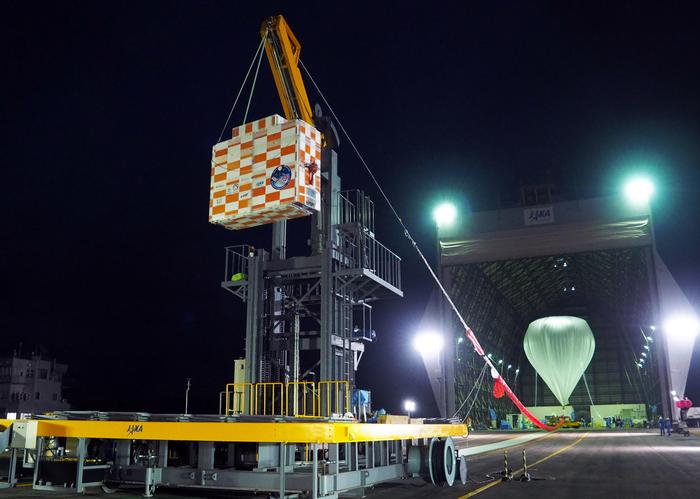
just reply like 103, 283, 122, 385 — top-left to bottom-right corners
429, 190, 695, 426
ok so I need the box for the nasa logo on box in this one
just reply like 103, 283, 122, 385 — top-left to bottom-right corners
270, 165, 292, 190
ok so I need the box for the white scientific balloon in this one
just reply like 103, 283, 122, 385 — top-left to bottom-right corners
524, 316, 595, 407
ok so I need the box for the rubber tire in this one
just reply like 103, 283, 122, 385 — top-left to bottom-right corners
430, 438, 446, 486
427, 437, 438, 485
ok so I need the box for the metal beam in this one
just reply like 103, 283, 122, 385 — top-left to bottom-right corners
320, 148, 340, 382
245, 250, 266, 384
0, 419, 466, 444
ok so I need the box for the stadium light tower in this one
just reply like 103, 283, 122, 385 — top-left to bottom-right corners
413, 331, 445, 355
431, 199, 460, 419
433, 202, 457, 228
622, 174, 674, 417
664, 314, 700, 341
404, 399, 416, 418
414, 329, 449, 418
624, 176, 654, 206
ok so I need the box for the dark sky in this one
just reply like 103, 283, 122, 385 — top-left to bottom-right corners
2, 2, 700, 415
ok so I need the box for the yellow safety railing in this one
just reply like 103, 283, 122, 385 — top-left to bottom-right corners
318, 380, 350, 418
225, 383, 254, 416
286, 381, 317, 417
255, 382, 284, 416
222, 380, 349, 418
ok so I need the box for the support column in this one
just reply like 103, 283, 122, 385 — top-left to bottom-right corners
278, 443, 286, 498
441, 264, 456, 418
32, 437, 43, 488
329, 443, 339, 494
271, 221, 287, 260
245, 250, 266, 384
198, 442, 215, 470
75, 438, 87, 493
291, 312, 300, 415
320, 148, 340, 383
157, 441, 168, 468
115, 440, 131, 466
312, 443, 318, 499
647, 245, 671, 419
4, 448, 18, 487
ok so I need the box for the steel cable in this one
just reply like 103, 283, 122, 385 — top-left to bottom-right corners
242, 32, 267, 125
216, 33, 267, 143
582, 373, 603, 421
462, 364, 490, 422
451, 363, 488, 420
299, 59, 558, 431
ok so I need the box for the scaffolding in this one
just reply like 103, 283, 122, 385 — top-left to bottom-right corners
221, 149, 402, 406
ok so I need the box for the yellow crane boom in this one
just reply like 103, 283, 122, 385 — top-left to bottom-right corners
261, 15, 314, 125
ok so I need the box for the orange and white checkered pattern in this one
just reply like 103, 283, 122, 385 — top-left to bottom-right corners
208, 114, 322, 230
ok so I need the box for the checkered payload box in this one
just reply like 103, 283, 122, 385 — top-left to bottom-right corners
209, 114, 322, 230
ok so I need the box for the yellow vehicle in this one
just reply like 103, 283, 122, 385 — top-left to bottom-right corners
545, 415, 582, 428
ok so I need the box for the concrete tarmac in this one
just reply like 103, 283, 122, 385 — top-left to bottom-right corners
371, 429, 700, 498
1, 429, 697, 498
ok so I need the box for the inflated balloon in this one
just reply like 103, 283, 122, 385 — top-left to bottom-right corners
524, 316, 595, 407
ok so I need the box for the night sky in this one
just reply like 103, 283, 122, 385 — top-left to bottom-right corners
3, 2, 700, 415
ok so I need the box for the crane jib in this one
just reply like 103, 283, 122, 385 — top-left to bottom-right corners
261, 15, 314, 125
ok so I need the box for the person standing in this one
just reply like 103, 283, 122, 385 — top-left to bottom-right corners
677, 397, 692, 422
659, 416, 665, 436
666, 417, 673, 436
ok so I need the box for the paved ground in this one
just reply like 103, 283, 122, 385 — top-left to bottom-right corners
371, 429, 700, 498
1, 429, 698, 498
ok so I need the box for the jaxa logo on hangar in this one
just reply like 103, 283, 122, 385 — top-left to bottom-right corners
126, 424, 144, 435
524, 206, 554, 226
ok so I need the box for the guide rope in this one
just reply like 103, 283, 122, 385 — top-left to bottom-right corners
216, 33, 267, 143
242, 31, 267, 125
451, 363, 488, 420
582, 372, 603, 420
462, 364, 490, 422
299, 60, 560, 431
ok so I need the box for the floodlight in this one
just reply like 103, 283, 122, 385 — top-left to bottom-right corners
515, 368, 520, 374
498, 359, 503, 365
624, 176, 654, 205
404, 400, 416, 413
433, 202, 457, 228
641, 352, 647, 357
671, 390, 677, 396
664, 314, 700, 341
413, 331, 444, 355
643, 345, 650, 350
507, 364, 512, 369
